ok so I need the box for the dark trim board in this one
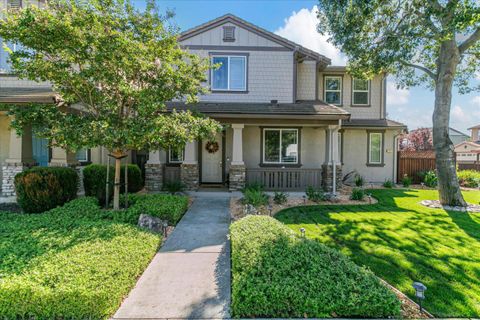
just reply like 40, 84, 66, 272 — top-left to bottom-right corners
184, 45, 291, 52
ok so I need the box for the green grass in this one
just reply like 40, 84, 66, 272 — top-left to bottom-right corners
0, 197, 161, 319
275, 189, 480, 318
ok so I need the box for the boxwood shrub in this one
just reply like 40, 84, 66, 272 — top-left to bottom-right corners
83, 164, 144, 202
14, 167, 78, 213
230, 215, 401, 318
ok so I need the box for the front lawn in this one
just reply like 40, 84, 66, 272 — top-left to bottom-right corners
276, 189, 480, 318
0, 196, 174, 319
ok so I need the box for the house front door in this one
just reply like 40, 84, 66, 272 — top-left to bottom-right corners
201, 133, 223, 183
32, 132, 49, 166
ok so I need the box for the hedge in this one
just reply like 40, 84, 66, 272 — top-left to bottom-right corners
230, 216, 401, 318
457, 170, 480, 188
14, 167, 78, 213
0, 197, 160, 319
83, 164, 143, 203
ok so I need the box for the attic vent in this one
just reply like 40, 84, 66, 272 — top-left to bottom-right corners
7, 0, 22, 9
223, 26, 235, 42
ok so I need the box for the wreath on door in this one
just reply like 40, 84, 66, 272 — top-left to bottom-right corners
205, 141, 219, 154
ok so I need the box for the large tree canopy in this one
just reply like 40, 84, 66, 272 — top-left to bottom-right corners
0, 0, 222, 209
317, 0, 480, 206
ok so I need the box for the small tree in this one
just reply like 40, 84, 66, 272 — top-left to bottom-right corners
400, 128, 434, 151
317, 0, 480, 206
0, 0, 222, 209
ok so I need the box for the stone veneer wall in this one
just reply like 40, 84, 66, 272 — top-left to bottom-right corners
229, 164, 246, 191
180, 163, 199, 190
321, 164, 342, 192
145, 163, 163, 192
1, 163, 24, 196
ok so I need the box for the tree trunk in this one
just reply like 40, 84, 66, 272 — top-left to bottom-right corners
432, 40, 467, 207
111, 150, 127, 210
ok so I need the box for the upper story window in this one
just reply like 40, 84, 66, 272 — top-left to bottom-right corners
263, 128, 299, 164
324, 76, 342, 105
223, 26, 235, 42
211, 55, 247, 92
352, 78, 370, 105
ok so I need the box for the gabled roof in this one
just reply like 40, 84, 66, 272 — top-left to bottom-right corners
448, 127, 469, 137
179, 14, 331, 65
468, 124, 480, 130
455, 141, 480, 148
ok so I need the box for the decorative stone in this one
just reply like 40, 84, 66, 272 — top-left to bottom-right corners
180, 163, 199, 190
1, 163, 25, 197
138, 213, 168, 234
321, 164, 342, 192
229, 164, 246, 191
342, 170, 360, 187
420, 200, 480, 212
145, 163, 163, 192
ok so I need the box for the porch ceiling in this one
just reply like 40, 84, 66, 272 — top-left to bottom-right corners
166, 100, 350, 121
0, 87, 57, 104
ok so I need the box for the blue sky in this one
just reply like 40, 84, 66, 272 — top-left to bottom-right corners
135, 0, 480, 135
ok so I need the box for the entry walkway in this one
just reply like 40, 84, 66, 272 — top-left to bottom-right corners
113, 195, 231, 319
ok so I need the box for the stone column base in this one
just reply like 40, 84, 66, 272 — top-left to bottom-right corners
180, 163, 199, 190
1, 163, 26, 197
229, 164, 246, 191
321, 164, 342, 192
145, 163, 164, 192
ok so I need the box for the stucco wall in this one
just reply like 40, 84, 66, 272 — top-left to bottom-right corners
455, 142, 480, 162
317, 72, 384, 120
342, 129, 399, 183
0, 114, 11, 190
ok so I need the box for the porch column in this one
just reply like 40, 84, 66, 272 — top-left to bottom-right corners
322, 125, 342, 193
181, 141, 199, 190
145, 149, 163, 192
2, 122, 35, 196
49, 147, 78, 167
229, 124, 246, 191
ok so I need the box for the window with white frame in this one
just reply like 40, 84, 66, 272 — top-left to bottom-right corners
324, 76, 342, 105
352, 78, 370, 105
169, 148, 184, 163
211, 55, 247, 91
368, 132, 383, 164
75, 148, 89, 163
263, 128, 298, 164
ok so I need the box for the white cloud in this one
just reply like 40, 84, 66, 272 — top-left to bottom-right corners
452, 105, 467, 122
471, 95, 480, 106
275, 6, 346, 65
386, 81, 410, 106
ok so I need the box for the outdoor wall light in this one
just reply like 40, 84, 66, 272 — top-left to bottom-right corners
412, 281, 427, 312
268, 204, 273, 216
420, 182, 425, 189
302, 195, 307, 204
367, 194, 372, 204
162, 222, 169, 238
300, 227, 306, 237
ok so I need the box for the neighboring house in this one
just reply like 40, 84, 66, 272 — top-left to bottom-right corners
0, 13, 407, 196
455, 125, 480, 163
448, 127, 470, 145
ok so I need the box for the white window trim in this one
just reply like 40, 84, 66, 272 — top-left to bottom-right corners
211, 55, 247, 92
369, 132, 383, 164
324, 76, 342, 105
263, 128, 299, 164
75, 148, 89, 162
352, 78, 370, 105
168, 148, 184, 163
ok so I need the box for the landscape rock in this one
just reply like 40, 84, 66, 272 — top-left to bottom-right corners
420, 200, 480, 212
138, 214, 168, 234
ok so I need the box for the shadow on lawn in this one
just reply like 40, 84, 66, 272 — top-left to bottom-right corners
275, 189, 480, 317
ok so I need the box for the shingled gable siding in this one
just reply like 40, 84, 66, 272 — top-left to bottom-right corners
317, 72, 383, 120
297, 60, 316, 100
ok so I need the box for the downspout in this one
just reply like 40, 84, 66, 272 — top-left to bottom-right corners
393, 130, 402, 183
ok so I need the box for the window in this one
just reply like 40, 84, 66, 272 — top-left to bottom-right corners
352, 78, 370, 105
7, 0, 22, 9
223, 26, 235, 42
75, 148, 89, 163
263, 128, 298, 164
211, 55, 247, 91
368, 132, 383, 165
169, 147, 184, 163
324, 76, 342, 105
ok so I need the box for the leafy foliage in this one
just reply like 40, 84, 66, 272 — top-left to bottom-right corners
424, 170, 438, 188
399, 128, 433, 151
242, 188, 269, 208
402, 175, 413, 188
273, 191, 288, 205
0, 197, 161, 319
457, 170, 480, 188
350, 187, 365, 201
354, 174, 364, 187
306, 186, 326, 202
230, 215, 401, 318
83, 164, 144, 203
383, 179, 394, 188
163, 180, 186, 194
14, 167, 78, 213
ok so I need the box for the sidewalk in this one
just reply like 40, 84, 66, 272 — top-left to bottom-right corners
113, 195, 231, 319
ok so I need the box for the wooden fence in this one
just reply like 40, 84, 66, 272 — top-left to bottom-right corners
397, 150, 436, 183
458, 162, 480, 171
246, 168, 322, 191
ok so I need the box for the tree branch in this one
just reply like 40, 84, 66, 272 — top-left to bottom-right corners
458, 28, 480, 54
399, 59, 436, 79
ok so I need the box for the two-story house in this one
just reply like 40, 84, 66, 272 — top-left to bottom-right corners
0, 13, 406, 196
455, 124, 480, 163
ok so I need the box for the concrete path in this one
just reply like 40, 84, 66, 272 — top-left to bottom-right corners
113, 195, 231, 319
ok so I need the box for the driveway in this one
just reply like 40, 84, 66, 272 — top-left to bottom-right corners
113, 195, 231, 319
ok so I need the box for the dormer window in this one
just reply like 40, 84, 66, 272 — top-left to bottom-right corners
223, 26, 235, 42
211, 55, 247, 92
